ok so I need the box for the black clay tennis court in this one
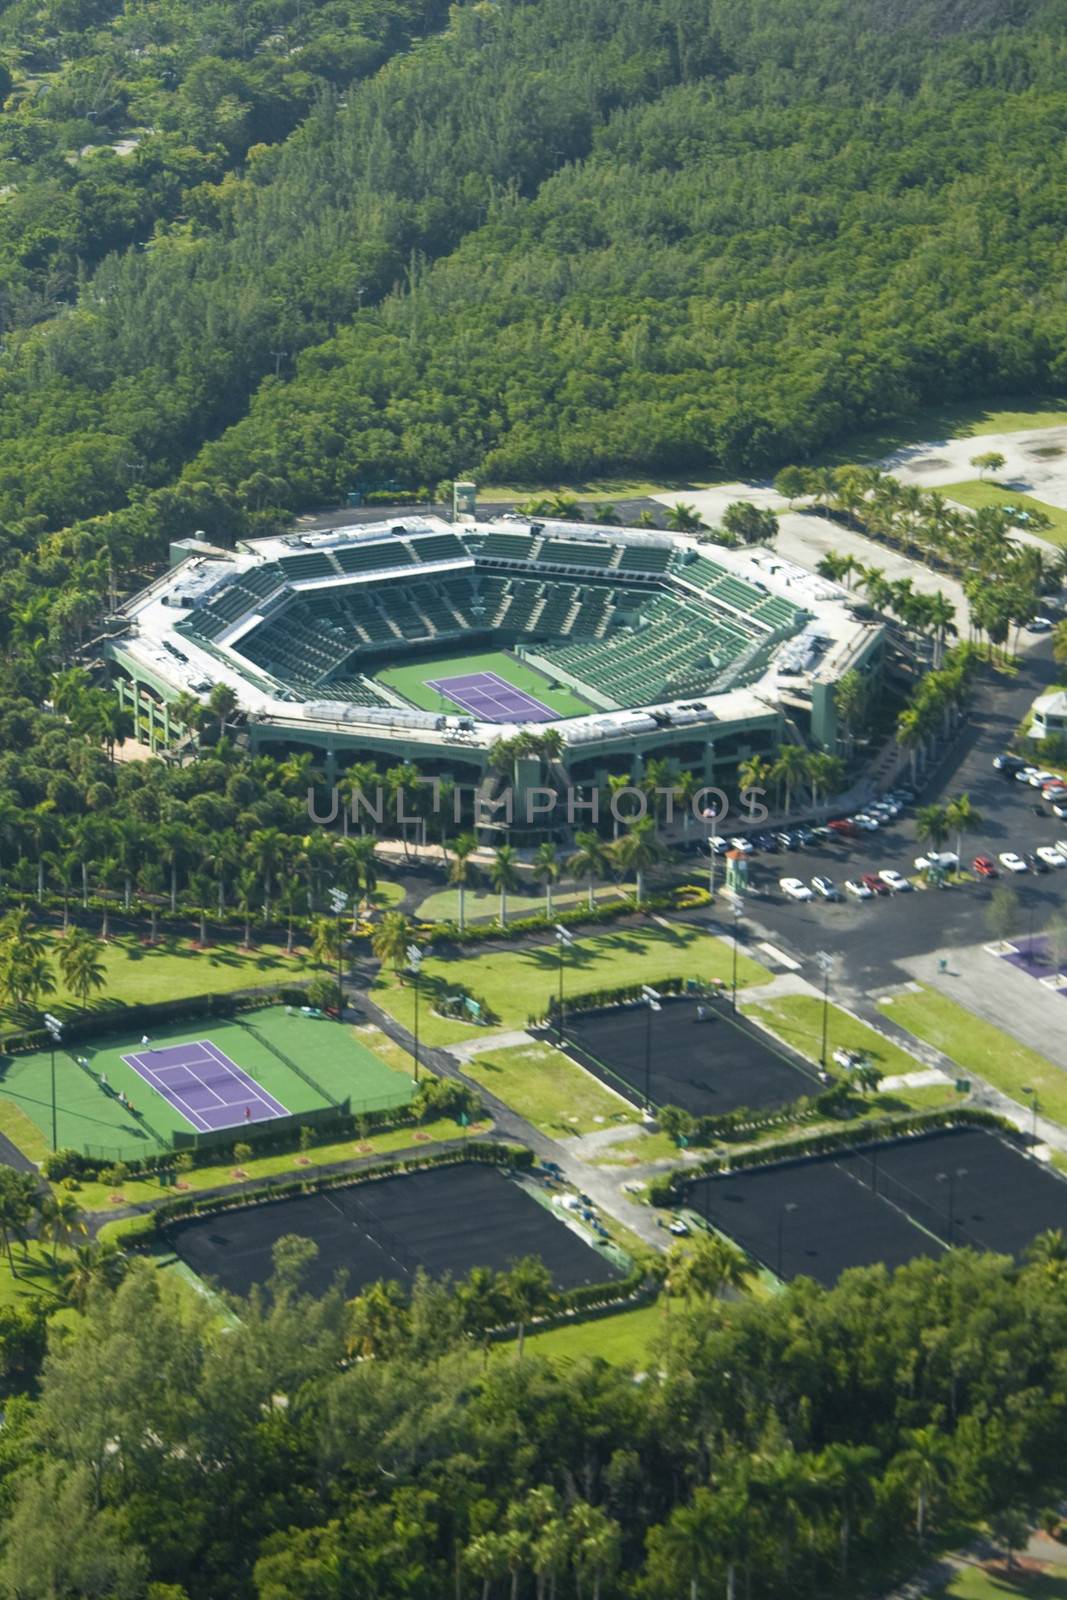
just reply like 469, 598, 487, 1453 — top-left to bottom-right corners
168, 1162, 624, 1299
560, 996, 820, 1115
685, 1127, 1067, 1285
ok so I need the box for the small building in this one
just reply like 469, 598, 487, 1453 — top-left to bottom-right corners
1030, 690, 1067, 740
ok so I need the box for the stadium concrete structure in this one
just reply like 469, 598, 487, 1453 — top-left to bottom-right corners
108, 515, 885, 803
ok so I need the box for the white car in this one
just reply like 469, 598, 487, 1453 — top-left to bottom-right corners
1053, 802, 1067, 819
1029, 617, 1053, 632
668, 1218, 690, 1236
844, 878, 873, 900
999, 852, 1028, 873
915, 851, 958, 872
851, 814, 880, 831
1029, 769, 1058, 788
811, 876, 838, 899
1036, 846, 1066, 869
729, 836, 753, 854
780, 877, 813, 901
878, 868, 912, 892
1015, 767, 1039, 783
708, 835, 729, 854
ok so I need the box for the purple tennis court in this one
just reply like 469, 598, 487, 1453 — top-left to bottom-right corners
426, 670, 556, 723
121, 1040, 290, 1133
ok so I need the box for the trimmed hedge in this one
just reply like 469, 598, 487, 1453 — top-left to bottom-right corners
433, 885, 698, 947
648, 1106, 1012, 1206
2, 983, 315, 1055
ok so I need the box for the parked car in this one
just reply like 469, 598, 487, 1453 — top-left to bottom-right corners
999, 851, 1028, 873
828, 818, 856, 835
1057, 839, 1067, 858
862, 872, 890, 896
972, 855, 998, 878
844, 878, 873, 899
1029, 769, 1058, 788
1015, 767, 1039, 783
780, 876, 813, 901
1028, 616, 1054, 632
993, 754, 1027, 773
796, 827, 818, 845
668, 1218, 690, 1236
1036, 846, 1066, 869
1027, 852, 1050, 874
775, 831, 798, 850
729, 836, 753, 854
811, 875, 838, 899
851, 814, 880, 831
915, 851, 958, 872
1053, 802, 1067, 819
878, 868, 912, 892
753, 832, 778, 852
709, 835, 729, 854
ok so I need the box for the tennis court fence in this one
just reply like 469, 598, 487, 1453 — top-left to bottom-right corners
835, 1151, 988, 1253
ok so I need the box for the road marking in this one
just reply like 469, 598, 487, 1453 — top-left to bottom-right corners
757, 941, 801, 970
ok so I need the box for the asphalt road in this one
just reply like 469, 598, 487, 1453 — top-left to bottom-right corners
734, 637, 1066, 992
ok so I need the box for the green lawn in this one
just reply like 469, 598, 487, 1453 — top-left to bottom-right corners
416, 881, 632, 922
815, 397, 1067, 468
372, 922, 772, 1047
511, 1300, 670, 1367
461, 1040, 639, 1137
746, 995, 957, 1112
931, 1563, 1067, 1599
878, 985, 1067, 1124
0, 934, 318, 1031
0, 1007, 413, 1162
376, 647, 595, 718
940, 479, 1067, 548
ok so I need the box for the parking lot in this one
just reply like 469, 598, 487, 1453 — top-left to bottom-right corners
714, 637, 1067, 990
684, 1126, 1067, 1284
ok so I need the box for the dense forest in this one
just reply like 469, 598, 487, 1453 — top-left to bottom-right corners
0, 1243, 1065, 1597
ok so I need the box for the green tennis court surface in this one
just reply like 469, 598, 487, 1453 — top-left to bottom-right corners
376, 649, 593, 717
0, 1007, 413, 1161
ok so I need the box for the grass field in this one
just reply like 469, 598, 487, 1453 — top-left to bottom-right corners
940, 480, 1067, 548
878, 986, 1067, 1124
516, 1300, 668, 1367
929, 1563, 1067, 1599
376, 648, 594, 718
0, 934, 317, 1033
0, 1007, 413, 1161
372, 922, 772, 1048
415, 881, 633, 922
817, 397, 1067, 468
746, 996, 958, 1113
460, 1040, 639, 1137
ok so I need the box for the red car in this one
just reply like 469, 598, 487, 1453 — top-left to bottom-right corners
972, 855, 998, 878
861, 872, 889, 895
828, 818, 856, 835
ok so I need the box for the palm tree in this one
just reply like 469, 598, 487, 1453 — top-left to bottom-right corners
138, 859, 166, 944
36, 1191, 87, 1272
915, 803, 950, 859
371, 910, 415, 976
926, 592, 957, 669
613, 815, 661, 904
532, 842, 560, 917
737, 755, 773, 804
896, 706, 928, 784
235, 868, 258, 949
568, 831, 611, 910
500, 1256, 553, 1361
893, 1425, 951, 1543
56, 928, 106, 1013
249, 827, 287, 918
664, 501, 705, 533
833, 670, 867, 756
278, 877, 306, 956
945, 792, 982, 869
208, 682, 239, 742
449, 833, 479, 932
815, 1443, 879, 1577
771, 745, 810, 816
0, 1168, 37, 1277
490, 845, 521, 927
605, 773, 632, 840
60, 1240, 128, 1310
807, 751, 844, 811
568, 1503, 621, 1600
1025, 1228, 1067, 1279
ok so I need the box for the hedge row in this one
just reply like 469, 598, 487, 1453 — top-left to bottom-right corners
647, 1106, 1011, 1205
2, 984, 316, 1056
432, 885, 704, 947
145, 1141, 533, 1234
663, 1081, 856, 1148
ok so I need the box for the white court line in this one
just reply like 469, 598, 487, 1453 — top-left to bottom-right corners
124, 1052, 211, 1132
130, 1050, 227, 1109
199, 1039, 285, 1115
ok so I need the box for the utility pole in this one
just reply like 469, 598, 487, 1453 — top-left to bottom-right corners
641, 985, 661, 1111
43, 1013, 63, 1150
407, 944, 424, 1083
732, 900, 744, 1010
555, 924, 574, 1047
327, 889, 348, 1023
815, 950, 834, 1069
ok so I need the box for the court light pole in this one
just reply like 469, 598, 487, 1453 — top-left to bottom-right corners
43, 1012, 63, 1151
554, 924, 574, 1047
641, 985, 661, 1111
328, 888, 348, 1022
937, 1166, 968, 1246
731, 900, 744, 1010
815, 951, 834, 1069
776, 1200, 797, 1280
407, 944, 423, 1084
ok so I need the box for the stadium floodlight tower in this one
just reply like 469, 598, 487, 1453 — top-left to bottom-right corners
554, 924, 574, 1048
327, 888, 348, 1023
640, 985, 661, 1113
407, 944, 424, 1084
43, 1012, 63, 1150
